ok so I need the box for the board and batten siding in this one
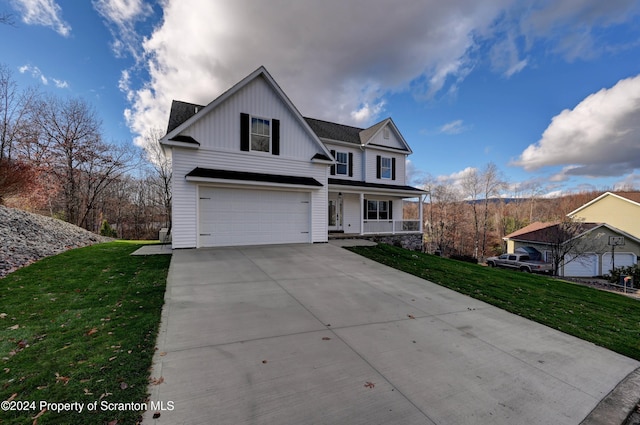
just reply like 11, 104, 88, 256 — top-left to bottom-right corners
180, 76, 321, 161
171, 148, 328, 248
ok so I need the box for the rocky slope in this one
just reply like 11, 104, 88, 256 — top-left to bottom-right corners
0, 205, 110, 278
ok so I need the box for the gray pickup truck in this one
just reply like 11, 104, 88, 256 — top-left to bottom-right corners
485, 253, 553, 274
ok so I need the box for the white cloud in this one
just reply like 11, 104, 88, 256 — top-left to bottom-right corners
10, 0, 71, 36
18, 64, 68, 88
93, 0, 152, 59
121, 0, 640, 145
439, 119, 469, 135
514, 74, 640, 178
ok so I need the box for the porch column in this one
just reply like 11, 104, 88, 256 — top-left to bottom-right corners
360, 193, 364, 235
419, 194, 424, 233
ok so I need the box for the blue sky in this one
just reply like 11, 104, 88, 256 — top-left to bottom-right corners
3, 0, 640, 196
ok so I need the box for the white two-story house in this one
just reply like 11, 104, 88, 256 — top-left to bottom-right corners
160, 66, 426, 249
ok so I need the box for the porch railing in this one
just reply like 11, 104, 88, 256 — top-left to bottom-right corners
363, 220, 421, 234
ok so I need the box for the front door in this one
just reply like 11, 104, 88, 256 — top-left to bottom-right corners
328, 197, 343, 232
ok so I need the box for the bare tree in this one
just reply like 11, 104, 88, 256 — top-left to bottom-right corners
34, 95, 102, 225
461, 168, 481, 258
479, 162, 507, 260
142, 128, 172, 232
0, 64, 39, 160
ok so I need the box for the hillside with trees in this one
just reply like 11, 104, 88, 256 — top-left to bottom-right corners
0, 64, 170, 240
421, 183, 634, 261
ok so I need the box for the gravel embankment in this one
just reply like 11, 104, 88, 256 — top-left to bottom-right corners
0, 205, 110, 278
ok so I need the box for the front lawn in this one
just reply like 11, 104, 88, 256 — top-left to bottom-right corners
0, 241, 171, 424
348, 244, 640, 361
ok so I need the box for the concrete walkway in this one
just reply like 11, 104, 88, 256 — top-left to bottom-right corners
144, 243, 639, 425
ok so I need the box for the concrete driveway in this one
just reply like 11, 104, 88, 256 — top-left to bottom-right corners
144, 243, 639, 425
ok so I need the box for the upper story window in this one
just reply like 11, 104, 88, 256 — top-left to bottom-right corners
251, 117, 270, 152
383, 127, 390, 139
330, 150, 353, 177
380, 157, 392, 179
241, 113, 280, 155
336, 152, 348, 175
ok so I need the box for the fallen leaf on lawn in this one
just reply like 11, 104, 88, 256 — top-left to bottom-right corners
150, 376, 164, 385
17, 340, 28, 349
6, 393, 17, 402
55, 373, 70, 385
99, 392, 112, 401
108, 420, 118, 425
407, 314, 415, 319
153, 412, 161, 419
8, 324, 19, 330
108, 356, 117, 361
32, 408, 47, 423
120, 382, 128, 390
86, 328, 98, 336
83, 388, 93, 395
364, 382, 375, 389
0, 313, 7, 319
322, 337, 331, 340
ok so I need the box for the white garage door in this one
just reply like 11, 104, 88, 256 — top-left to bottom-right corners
602, 252, 637, 273
563, 253, 599, 277
198, 187, 311, 247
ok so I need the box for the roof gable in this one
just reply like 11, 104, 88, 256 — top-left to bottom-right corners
568, 191, 640, 217
161, 66, 332, 159
360, 118, 412, 153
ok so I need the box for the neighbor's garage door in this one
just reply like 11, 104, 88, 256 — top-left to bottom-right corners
563, 253, 599, 277
198, 186, 310, 247
602, 252, 636, 273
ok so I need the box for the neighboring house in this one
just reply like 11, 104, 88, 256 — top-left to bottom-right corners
567, 192, 640, 238
159, 66, 426, 249
503, 192, 640, 277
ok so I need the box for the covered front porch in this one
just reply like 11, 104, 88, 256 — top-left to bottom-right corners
327, 178, 426, 237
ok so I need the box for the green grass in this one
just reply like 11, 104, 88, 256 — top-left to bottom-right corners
0, 241, 171, 425
348, 244, 640, 361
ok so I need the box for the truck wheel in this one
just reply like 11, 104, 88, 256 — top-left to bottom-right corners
520, 267, 530, 273
488, 262, 495, 267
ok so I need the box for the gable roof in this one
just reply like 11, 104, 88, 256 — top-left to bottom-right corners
160, 66, 332, 159
504, 221, 559, 240
304, 117, 362, 145
167, 100, 203, 134
568, 191, 640, 217
503, 221, 640, 246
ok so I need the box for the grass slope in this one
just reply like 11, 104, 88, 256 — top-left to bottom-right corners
349, 244, 640, 361
0, 242, 170, 425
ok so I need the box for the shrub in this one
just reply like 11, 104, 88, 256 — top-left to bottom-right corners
99, 219, 117, 238
607, 264, 640, 288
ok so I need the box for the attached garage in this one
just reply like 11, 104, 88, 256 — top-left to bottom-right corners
563, 253, 599, 277
602, 252, 637, 273
198, 186, 311, 247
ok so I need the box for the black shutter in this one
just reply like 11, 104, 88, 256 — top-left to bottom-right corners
389, 200, 393, 220
392, 157, 396, 180
240, 113, 250, 151
348, 152, 353, 177
330, 150, 336, 175
271, 119, 280, 155
376, 155, 381, 179
363, 198, 367, 220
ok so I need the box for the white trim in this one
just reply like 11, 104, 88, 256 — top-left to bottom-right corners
159, 140, 199, 149
328, 183, 425, 197
186, 176, 321, 191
